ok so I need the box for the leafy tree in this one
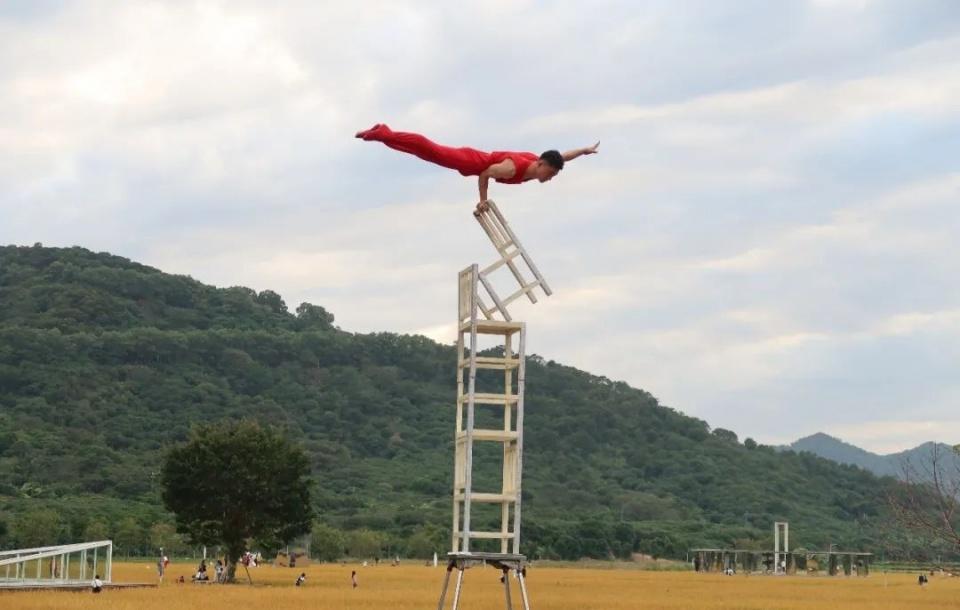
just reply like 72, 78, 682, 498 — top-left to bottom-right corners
295, 303, 335, 330
346, 529, 385, 559
14, 508, 61, 547
310, 522, 345, 562
84, 520, 110, 542
406, 524, 446, 559
712, 428, 738, 444
256, 290, 288, 315
150, 521, 186, 555
114, 516, 143, 557
161, 420, 314, 581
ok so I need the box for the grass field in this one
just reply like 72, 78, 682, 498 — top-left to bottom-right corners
3, 560, 959, 609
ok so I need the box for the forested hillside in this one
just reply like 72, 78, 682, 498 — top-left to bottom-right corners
0, 244, 926, 560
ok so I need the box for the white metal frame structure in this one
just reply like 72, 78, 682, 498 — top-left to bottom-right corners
0, 540, 113, 589
774, 522, 789, 575
438, 200, 551, 610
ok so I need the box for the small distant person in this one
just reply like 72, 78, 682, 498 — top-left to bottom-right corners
242, 551, 259, 567
295, 572, 306, 587
198, 558, 211, 581
91, 574, 103, 593
215, 559, 224, 583
351, 570, 359, 589
919, 573, 928, 586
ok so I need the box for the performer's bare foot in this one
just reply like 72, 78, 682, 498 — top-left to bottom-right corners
475, 201, 490, 215
355, 123, 384, 140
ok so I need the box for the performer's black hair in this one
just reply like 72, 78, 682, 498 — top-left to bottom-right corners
539, 150, 564, 170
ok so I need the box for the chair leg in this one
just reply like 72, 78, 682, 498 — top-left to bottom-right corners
451, 567, 465, 610
517, 568, 531, 610
436, 563, 453, 610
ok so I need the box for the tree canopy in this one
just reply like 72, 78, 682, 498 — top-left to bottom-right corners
161, 420, 313, 580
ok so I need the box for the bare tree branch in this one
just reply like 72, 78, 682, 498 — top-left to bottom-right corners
887, 444, 960, 551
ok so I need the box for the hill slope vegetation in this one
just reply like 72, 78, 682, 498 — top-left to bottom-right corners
0, 244, 922, 559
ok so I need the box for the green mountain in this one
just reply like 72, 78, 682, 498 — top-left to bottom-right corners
0, 244, 927, 560
788, 433, 960, 480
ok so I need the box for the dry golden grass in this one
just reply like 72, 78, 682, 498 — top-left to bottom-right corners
3, 560, 960, 609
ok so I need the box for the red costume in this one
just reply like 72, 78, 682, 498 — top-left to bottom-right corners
357, 124, 539, 184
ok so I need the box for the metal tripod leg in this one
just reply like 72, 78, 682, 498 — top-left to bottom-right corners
451, 567, 465, 610
517, 568, 531, 610
436, 563, 454, 610
502, 567, 514, 610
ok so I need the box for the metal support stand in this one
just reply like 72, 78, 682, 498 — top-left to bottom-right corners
436, 553, 530, 610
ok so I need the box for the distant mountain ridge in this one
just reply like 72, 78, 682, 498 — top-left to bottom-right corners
787, 432, 959, 478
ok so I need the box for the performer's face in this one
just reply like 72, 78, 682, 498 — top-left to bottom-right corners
534, 162, 560, 182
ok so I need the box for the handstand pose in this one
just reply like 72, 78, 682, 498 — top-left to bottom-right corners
356, 124, 598, 213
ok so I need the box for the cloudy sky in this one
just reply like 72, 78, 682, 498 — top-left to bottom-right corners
2, 0, 958, 453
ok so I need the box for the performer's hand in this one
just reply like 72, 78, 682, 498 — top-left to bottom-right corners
584, 141, 600, 155
476, 200, 490, 214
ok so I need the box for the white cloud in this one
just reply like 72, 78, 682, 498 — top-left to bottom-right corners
872, 309, 960, 336
522, 53, 960, 134
808, 0, 876, 9
2, 1, 959, 454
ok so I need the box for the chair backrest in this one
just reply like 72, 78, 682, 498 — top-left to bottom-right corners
472, 200, 552, 321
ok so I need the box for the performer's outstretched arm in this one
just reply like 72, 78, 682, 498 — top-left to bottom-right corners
562, 141, 600, 162
478, 160, 517, 203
